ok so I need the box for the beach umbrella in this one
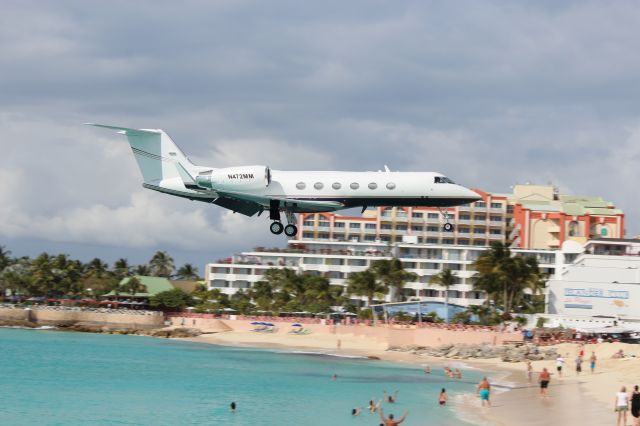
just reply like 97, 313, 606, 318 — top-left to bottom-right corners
291, 323, 302, 327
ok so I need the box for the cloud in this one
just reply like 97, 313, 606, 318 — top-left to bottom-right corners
1, 0, 640, 266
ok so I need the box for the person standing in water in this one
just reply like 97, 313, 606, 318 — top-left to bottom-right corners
379, 408, 408, 426
477, 377, 491, 407
230, 402, 236, 413
439, 388, 447, 406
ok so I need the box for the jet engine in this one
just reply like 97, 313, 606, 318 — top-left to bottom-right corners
195, 165, 271, 191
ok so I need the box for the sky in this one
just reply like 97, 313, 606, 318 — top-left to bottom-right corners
1, 0, 639, 272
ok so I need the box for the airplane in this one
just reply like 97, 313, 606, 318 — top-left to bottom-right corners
87, 124, 481, 237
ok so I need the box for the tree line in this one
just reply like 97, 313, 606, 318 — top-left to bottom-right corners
0, 246, 201, 299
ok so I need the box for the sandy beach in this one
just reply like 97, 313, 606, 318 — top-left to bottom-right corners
181, 327, 639, 426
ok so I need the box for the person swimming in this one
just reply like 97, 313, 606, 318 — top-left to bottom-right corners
379, 408, 408, 425
230, 402, 236, 413
351, 407, 361, 416
439, 388, 447, 406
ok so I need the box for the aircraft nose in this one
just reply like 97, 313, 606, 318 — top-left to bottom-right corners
463, 187, 481, 202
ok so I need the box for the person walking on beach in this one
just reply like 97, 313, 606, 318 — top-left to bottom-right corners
379, 408, 408, 425
615, 386, 630, 426
590, 352, 597, 374
477, 377, 491, 407
439, 388, 447, 406
631, 385, 640, 426
539, 368, 551, 397
526, 361, 533, 383
556, 354, 565, 378
575, 355, 583, 375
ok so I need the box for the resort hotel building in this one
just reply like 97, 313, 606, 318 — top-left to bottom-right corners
205, 184, 631, 314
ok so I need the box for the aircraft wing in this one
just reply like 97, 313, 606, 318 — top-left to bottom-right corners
215, 190, 345, 214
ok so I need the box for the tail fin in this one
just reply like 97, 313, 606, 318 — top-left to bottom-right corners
86, 124, 199, 185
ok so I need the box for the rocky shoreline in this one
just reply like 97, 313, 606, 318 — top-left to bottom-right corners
0, 319, 203, 338
387, 342, 558, 362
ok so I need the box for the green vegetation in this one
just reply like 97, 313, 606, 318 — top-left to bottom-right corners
150, 289, 194, 310
0, 245, 203, 301
472, 242, 546, 315
429, 268, 456, 323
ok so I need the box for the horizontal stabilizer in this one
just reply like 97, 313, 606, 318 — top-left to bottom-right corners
84, 123, 160, 136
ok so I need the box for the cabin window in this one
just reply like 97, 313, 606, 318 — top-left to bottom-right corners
296, 182, 306, 190
314, 182, 324, 190
368, 182, 378, 190
350, 182, 359, 190
386, 182, 396, 190
332, 182, 341, 190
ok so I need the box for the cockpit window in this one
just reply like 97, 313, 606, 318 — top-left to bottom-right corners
434, 176, 455, 184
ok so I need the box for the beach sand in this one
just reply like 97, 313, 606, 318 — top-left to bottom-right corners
181, 330, 637, 425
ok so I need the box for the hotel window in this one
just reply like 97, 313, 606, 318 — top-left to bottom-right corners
386, 182, 396, 190
427, 226, 439, 232
474, 240, 485, 246
303, 220, 314, 226
442, 238, 454, 245
302, 232, 314, 239
381, 224, 392, 230
412, 212, 423, 218
490, 229, 502, 235
490, 215, 502, 222
349, 223, 361, 229
458, 227, 470, 234
427, 238, 439, 244
475, 201, 486, 208
332, 182, 341, 190
411, 225, 423, 231
507, 205, 514, 213
368, 182, 378, 190
296, 182, 306, 190
459, 214, 470, 220
350, 182, 359, 190
365, 223, 376, 229
314, 182, 324, 190
490, 202, 502, 209
380, 235, 391, 242
318, 221, 329, 227
364, 235, 376, 241
396, 225, 407, 231
474, 215, 486, 221
427, 213, 439, 219
334, 222, 345, 228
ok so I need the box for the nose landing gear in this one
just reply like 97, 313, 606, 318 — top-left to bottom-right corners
439, 208, 455, 232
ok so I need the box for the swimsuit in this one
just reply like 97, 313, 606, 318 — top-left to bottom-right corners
479, 389, 490, 400
540, 380, 549, 388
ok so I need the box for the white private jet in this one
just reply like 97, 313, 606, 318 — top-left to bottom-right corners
88, 124, 481, 237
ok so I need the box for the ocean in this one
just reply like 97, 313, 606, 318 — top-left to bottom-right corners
0, 328, 484, 425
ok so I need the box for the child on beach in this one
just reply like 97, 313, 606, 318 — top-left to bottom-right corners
590, 352, 597, 374
439, 388, 447, 406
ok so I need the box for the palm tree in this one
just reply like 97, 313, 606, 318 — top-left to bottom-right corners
175, 263, 200, 280
149, 251, 174, 277
429, 268, 457, 323
113, 258, 131, 279
0, 245, 12, 272
134, 264, 151, 276
85, 258, 109, 278
346, 270, 386, 307
371, 258, 418, 302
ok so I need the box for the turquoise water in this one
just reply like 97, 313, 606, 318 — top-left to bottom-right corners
0, 328, 482, 426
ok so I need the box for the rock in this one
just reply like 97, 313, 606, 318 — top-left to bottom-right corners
0, 319, 38, 328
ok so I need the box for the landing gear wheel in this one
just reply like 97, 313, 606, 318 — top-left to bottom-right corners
443, 223, 454, 232
270, 221, 284, 235
284, 224, 298, 237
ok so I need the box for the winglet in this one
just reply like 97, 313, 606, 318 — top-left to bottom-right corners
84, 123, 161, 136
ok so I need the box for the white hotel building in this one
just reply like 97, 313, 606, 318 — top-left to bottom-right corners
205, 222, 579, 308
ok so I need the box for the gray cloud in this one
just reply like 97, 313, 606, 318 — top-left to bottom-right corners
1, 0, 640, 267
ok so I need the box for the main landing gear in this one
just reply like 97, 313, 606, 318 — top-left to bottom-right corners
439, 208, 455, 232
269, 200, 298, 237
